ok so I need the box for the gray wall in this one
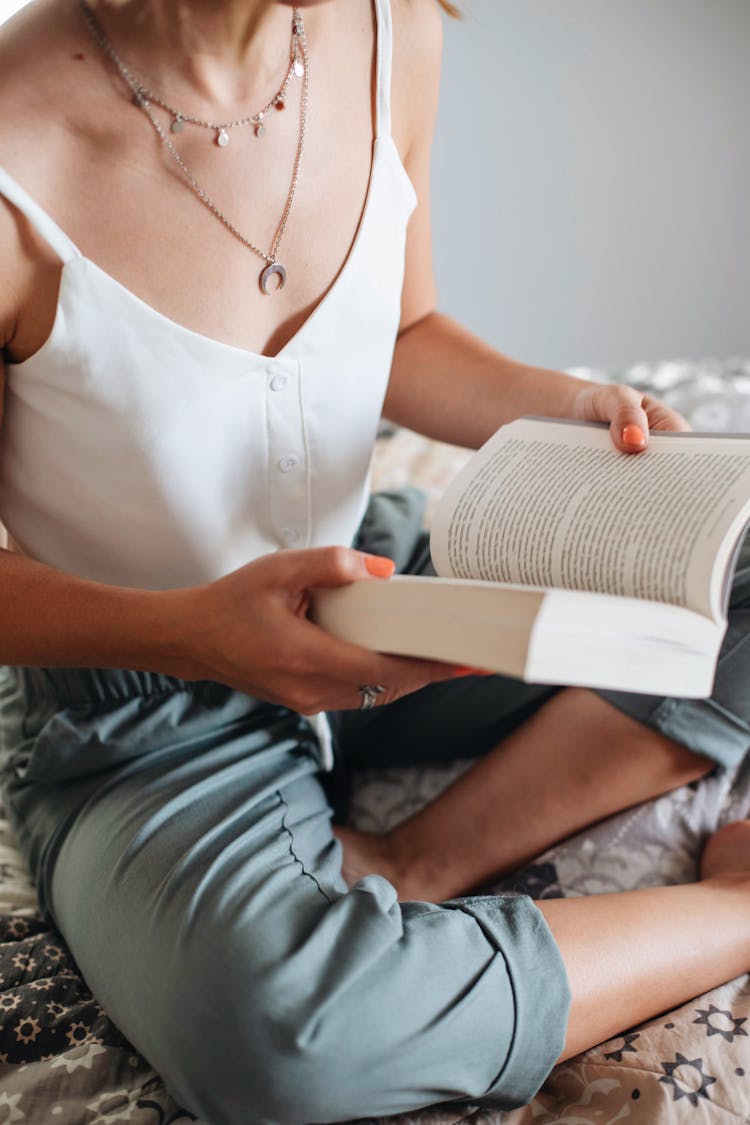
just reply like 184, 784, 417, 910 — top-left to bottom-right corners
433, 0, 750, 370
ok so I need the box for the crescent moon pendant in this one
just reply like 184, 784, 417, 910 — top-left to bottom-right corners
259, 263, 287, 295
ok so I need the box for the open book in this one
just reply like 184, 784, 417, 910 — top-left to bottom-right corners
312, 417, 750, 698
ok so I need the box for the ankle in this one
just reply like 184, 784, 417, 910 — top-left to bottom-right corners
388, 824, 465, 902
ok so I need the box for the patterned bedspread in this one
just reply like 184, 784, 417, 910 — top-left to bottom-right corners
1, 356, 749, 1124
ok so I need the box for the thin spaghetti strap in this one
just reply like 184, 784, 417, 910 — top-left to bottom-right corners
373, 0, 394, 139
0, 165, 83, 263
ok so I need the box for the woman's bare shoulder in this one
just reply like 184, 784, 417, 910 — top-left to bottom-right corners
391, 0, 444, 54
0, 2, 85, 361
0, 4, 82, 192
0, 0, 73, 96
391, 0, 444, 161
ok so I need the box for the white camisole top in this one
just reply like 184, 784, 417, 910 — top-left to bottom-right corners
0, 0, 416, 595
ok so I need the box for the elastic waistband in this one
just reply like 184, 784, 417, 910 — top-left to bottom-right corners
4, 665, 203, 710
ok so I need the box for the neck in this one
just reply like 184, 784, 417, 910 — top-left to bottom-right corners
88, 1, 299, 107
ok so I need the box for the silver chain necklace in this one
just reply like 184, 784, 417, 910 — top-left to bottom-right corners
79, 0, 303, 147
149, 55, 303, 146
79, 0, 309, 294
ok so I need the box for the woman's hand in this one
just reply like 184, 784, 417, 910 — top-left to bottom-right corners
172, 547, 459, 714
568, 381, 692, 453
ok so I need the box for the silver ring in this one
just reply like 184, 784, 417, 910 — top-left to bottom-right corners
358, 684, 386, 710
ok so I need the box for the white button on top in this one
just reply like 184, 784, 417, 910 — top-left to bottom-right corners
277, 454, 299, 473
270, 374, 288, 392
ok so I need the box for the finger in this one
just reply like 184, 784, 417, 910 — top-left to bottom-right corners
293, 616, 462, 705
342, 655, 492, 711
372, 650, 470, 689
271, 545, 396, 591
641, 394, 692, 433
313, 628, 461, 694
603, 385, 650, 453
318, 654, 472, 714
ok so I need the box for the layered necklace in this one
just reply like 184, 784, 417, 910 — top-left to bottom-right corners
78, 0, 309, 294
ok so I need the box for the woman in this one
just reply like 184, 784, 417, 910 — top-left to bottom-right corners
0, 0, 749, 1121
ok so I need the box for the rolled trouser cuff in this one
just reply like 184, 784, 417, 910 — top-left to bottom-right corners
443, 892, 571, 1109
595, 608, 750, 773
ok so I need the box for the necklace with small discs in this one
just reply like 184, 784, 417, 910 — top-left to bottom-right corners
79, 0, 309, 294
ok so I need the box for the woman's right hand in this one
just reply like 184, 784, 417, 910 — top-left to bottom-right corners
170, 546, 461, 714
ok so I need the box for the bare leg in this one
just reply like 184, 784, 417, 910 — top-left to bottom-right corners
335, 687, 712, 901
543, 822, 750, 1060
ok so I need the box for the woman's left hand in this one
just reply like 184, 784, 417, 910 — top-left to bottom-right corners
569, 381, 692, 453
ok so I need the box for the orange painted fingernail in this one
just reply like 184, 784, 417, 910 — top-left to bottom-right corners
453, 665, 494, 677
365, 555, 396, 578
622, 424, 646, 448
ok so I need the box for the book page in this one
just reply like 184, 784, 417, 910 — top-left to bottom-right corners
430, 418, 750, 620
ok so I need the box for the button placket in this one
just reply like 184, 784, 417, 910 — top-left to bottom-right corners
265, 360, 310, 548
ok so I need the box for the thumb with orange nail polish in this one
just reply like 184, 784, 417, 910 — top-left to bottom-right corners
364, 554, 396, 578
621, 423, 647, 451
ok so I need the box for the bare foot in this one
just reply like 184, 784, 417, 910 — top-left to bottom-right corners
332, 824, 405, 892
333, 824, 463, 902
701, 821, 750, 882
